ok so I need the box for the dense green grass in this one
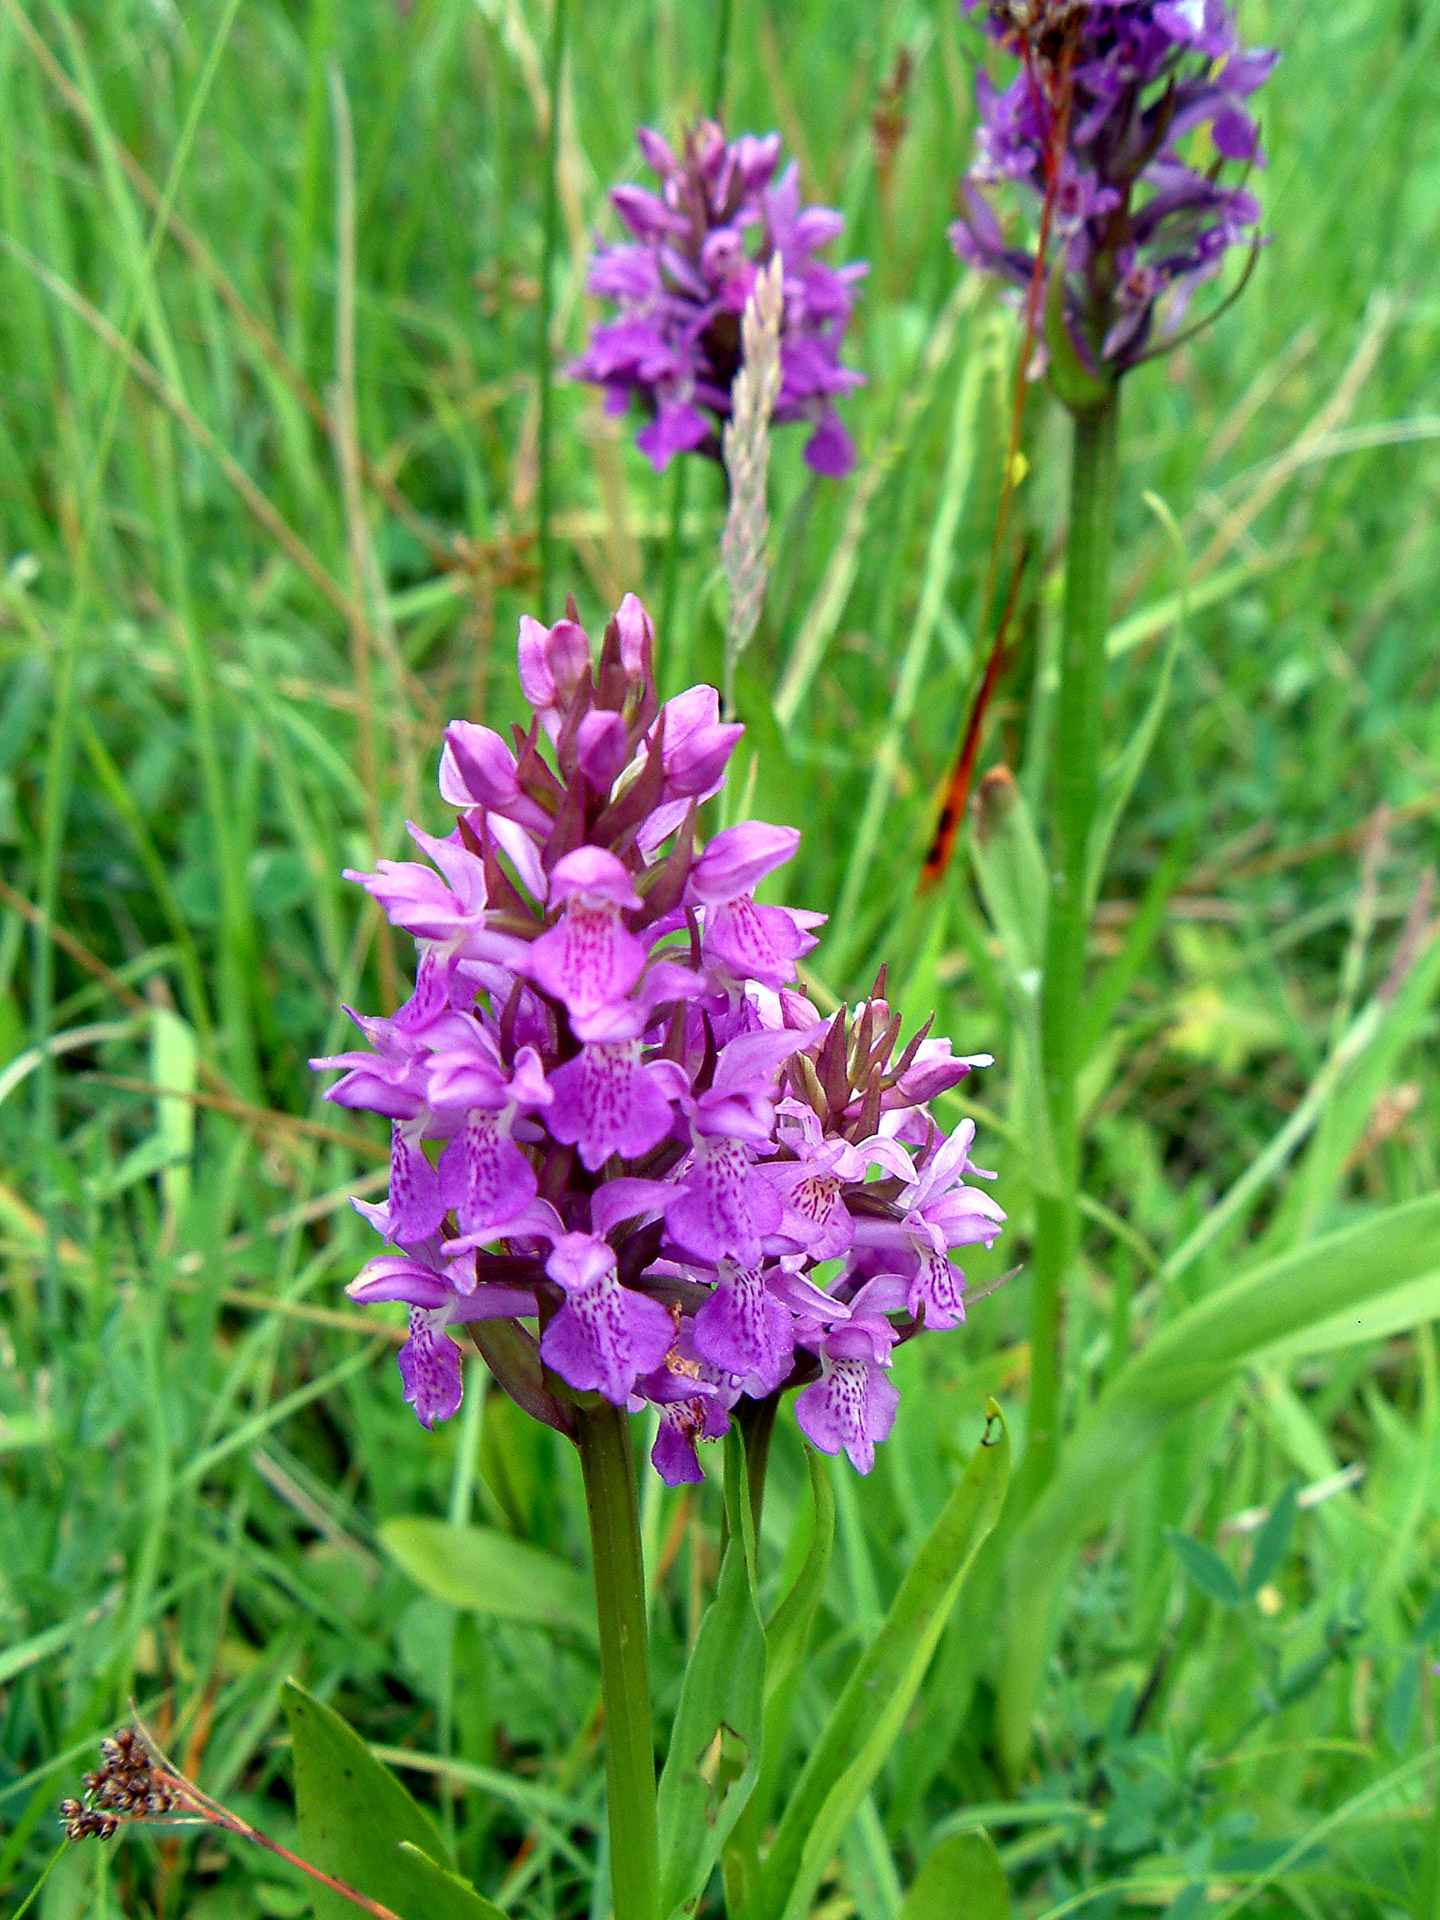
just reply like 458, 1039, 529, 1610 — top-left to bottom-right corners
3, 0, 1440, 1915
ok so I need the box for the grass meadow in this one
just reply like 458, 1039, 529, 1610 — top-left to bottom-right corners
4, 0, 1440, 1914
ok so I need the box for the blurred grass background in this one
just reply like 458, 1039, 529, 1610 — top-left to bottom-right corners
3, 0, 1440, 1914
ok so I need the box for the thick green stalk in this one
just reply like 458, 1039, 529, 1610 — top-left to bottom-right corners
575, 1404, 660, 1920
537, 0, 569, 611
1025, 392, 1120, 1497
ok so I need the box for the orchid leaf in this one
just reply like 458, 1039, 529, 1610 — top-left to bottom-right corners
380, 1519, 596, 1642
656, 1431, 767, 1920
998, 1192, 1440, 1776
755, 1405, 1010, 1920
283, 1680, 506, 1920
900, 1832, 1011, 1920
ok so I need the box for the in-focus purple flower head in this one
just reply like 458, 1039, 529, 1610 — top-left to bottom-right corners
952, 0, 1277, 383
571, 120, 868, 477
312, 592, 1003, 1483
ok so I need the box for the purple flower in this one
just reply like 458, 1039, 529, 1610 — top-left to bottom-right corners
688, 821, 823, 990
850, 1121, 1006, 1329
349, 1244, 537, 1429
793, 1278, 906, 1474
540, 1233, 676, 1406
547, 1040, 688, 1171
526, 848, 647, 1033
312, 591, 1004, 1478
952, 1, 1277, 380
692, 1259, 796, 1395
571, 119, 867, 476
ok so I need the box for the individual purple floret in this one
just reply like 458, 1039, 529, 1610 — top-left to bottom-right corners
571, 121, 867, 476
951, 0, 1277, 380
312, 591, 1001, 1481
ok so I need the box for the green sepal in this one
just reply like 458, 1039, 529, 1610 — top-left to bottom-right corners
282, 1679, 505, 1920
1043, 263, 1113, 415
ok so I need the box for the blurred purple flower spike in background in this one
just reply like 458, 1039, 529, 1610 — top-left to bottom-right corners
952, 0, 1278, 379
571, 120, 868, 476
313, 591, 1002, 1482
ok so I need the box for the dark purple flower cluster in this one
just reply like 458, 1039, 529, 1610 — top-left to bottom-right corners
571, 121, 867, 477
952, 0, 1276, 376
313, 596, 1002, 1481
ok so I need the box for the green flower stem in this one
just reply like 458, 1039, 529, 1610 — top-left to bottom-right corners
1025, 391, 1120, 1499
575, 1403, 660, 1920
536, 0, 569, 612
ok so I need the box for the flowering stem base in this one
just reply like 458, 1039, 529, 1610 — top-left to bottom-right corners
575, 1402, 660, 1920
1026, 392, 1120, 1498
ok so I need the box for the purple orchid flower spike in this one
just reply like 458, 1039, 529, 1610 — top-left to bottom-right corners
312, 591, 1004, 1484
952, 0, 1277, 384
571, 118, 867, 476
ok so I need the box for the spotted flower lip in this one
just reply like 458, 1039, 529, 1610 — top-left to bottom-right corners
952, 0, 1277, 379
571, 118, 867, 477
313, 590, 1003, 1483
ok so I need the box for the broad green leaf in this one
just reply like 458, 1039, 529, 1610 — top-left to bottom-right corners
657, 1434, 767, 1920
1165, 1530, 1242, 1608
398, 1848, 510, 1920
754, 1405, 1010, 1920
282, 1680, 505, 1920
1245, 1271, 1440, 1366
901, 1832, 1010, 1920
1245, 1482, 1298, 1597
380, 1519, 596, 1642
998, 1193, 1440, 1777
